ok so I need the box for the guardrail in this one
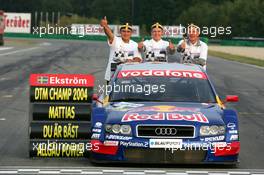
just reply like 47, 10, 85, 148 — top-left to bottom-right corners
5, 33, 264, 47
4, 32, 209, 44
220, 39, 264, 47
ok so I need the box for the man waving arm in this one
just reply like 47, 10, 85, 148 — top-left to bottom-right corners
100, 16, 114, 44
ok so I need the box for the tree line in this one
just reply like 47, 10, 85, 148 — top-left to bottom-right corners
0, 0, 263, 38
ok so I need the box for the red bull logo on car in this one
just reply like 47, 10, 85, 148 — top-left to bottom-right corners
122, 112, 209, 123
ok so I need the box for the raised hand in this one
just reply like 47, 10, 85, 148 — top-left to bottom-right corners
181, 39, 186, 49
138, 38, 144, 49
100, 16, 108, 28
168, 39, 175, 50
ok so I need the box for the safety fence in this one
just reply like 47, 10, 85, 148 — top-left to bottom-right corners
3, 32, 209, 44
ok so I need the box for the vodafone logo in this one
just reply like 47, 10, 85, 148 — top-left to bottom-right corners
121, 112, 209, 123
118, 70, 207, 79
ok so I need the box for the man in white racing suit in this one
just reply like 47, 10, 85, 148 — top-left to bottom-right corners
138, 22, 175, 62
177, 24, 208, 70
100, 16, 142, 83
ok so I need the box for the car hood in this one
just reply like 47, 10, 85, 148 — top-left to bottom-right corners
105, 102, 224, 126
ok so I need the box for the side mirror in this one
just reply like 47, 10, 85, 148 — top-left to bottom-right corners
225, 95, 239, 103
92, 94, 103, 104
92, 94, 99, 101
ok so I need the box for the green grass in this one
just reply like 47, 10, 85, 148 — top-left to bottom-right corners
208, 50, 264, 67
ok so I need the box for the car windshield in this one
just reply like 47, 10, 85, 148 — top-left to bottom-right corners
109, 75, 216, 103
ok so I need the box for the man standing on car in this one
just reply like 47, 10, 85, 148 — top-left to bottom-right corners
100, 16, 142, 84
177, 24, 208, 70
138, 22, 175, 62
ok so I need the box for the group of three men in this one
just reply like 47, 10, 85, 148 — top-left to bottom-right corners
100, 17, 208, 82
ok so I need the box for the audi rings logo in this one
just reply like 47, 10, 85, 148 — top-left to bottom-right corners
155, 128, 177, 135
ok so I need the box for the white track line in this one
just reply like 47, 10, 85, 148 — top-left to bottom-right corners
0, 47, 13, 51
0, 47, 39, 56
0, 170, 17, 174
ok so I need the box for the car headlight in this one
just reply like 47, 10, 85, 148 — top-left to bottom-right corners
105, 124, 132, 135
200, 125, 225, 136
120, 125, 131, 135
105, 124, 112, 132
112, 124, 121, 134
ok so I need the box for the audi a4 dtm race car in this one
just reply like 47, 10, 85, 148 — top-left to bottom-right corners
90, 62, 240, 164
